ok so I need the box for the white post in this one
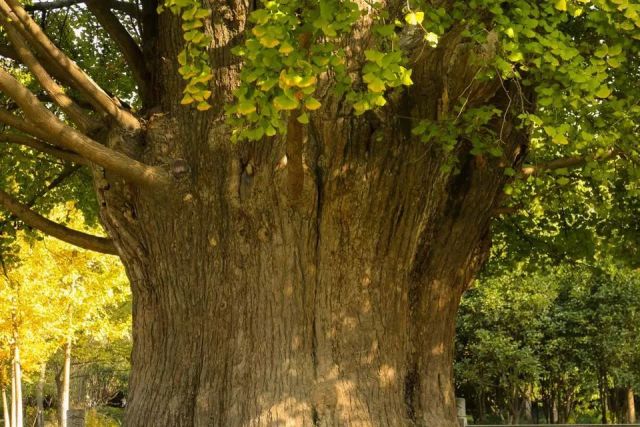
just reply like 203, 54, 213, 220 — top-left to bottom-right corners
457, 397, 467, 427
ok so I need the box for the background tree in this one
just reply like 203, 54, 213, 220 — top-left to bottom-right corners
456, 265, 640, 424
0, 0, 638, 425
0, 205, 128, 426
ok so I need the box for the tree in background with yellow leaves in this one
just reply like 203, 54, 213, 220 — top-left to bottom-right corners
0, 203, 129, 427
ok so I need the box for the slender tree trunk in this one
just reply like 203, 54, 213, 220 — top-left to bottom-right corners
2, 386, 10, 427
10, 364, 15, 427
478, 390, 486, 423
36, 363, 46, 427
58, 337, 71, 427
10, 345, 22, 427
627, 387, 636, 424
599, 371, 608, 425
13, 346, 21, 427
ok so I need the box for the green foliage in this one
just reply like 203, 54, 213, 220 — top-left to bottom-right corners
412, 106, 503, 172
403, 0, 640, 165
457, 265, 640, 422
493, 160, 640, 273
86, 408, 125, 427
456, 271, 554, 419
156, 0, 640, 196
161, 0, 428, 140
158, 0, 213, 111
227, 0, 372, 140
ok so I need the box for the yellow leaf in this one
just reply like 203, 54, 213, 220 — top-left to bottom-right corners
273, 95, 299, 111
259, 36, 280, 48
181, 94, 195, 105
304, 97, 322, 111
367, 78, 386, 93
400, 68, 413, 86
405, 11, 424, 25
197, 101, 212, 111
279, 42, 294, 55
297, 75, 317, 88
297, 112, 309, 124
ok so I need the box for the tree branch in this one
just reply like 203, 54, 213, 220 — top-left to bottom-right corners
0, 43, 82, 91
26, 166, 83, 207
0, 165, 80, 230
521, 150, 619, 176
0, 107, 56, 142
85, 0, 150, 102
0, 9, 100, 133
25, 0, 140, 18
0, 133, 89, 166
0, 188, 117, 254
1, 0, 141, 130
0, 68, 171, 187
495, 150, 622, 216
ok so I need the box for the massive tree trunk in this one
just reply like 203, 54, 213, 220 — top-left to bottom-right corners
96, 23, 526, 422
106, 109, 523, 426
106, 118, 518, 426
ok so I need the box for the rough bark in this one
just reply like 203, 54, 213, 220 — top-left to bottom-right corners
104, 119, 517, 426
99, 92, 527, 426
85, 3, 529, 426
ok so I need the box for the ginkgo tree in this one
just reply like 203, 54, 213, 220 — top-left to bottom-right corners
0, 204, 128, 427
0, 0, 638, 425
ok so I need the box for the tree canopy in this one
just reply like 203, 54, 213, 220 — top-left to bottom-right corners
0, 0, 637, 253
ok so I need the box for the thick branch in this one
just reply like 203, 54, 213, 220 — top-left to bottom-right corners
0, 188, 117, 254
0, 107, 55, 142
2, 0, 141, 130
85, 0, 150, 101
0, 133, 89, 165
521, 150, 618, 176
0, 10, 100, 133
0, 43, 81, 91
25, 0, 140, 18
0, 68, 171, 187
